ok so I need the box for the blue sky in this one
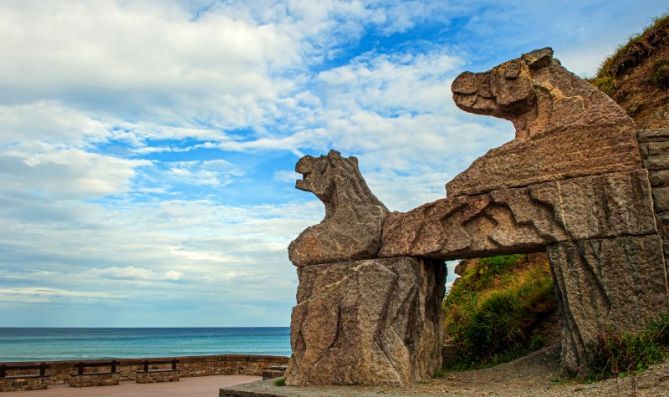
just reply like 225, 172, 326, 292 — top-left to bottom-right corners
1, 0, 667, 327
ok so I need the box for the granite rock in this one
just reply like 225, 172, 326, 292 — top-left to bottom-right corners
548, 235, 669, 375
285, 257, 445, 386
448, 48, 640, 196
380, 170, 656, 259
288, 150, 389, 267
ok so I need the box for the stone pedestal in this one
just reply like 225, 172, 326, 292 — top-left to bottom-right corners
0, 377, 47, 392
285, 257, 445, 386
548, 235, 669, 375
135, 370, 179, 383
69, 373, 120, 387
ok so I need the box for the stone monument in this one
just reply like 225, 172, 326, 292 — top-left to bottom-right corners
285, 48, 669, 384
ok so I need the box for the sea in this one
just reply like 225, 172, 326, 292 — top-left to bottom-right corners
0, 327, 291, 362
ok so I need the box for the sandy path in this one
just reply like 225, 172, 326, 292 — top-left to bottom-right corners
3, 375, 260, 397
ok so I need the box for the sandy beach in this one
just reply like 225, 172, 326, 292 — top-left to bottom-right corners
1, 375, 260, 397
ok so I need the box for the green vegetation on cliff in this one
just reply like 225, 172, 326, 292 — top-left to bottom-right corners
592, 13, 668, 86
590, 12, 669, 128
442, 253, 556, 369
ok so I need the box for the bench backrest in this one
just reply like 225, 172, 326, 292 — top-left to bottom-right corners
76, 360, 118, 375
0, 363, 48, 378
141, 359, 178, 372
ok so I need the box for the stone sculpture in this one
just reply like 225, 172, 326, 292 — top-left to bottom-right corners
286, 151, 445, 386
288, 150, 388, 267
449, 47, 640, 196
286, 47, 669, 384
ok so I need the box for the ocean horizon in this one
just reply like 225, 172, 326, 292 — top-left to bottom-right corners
0, 327, 291, 362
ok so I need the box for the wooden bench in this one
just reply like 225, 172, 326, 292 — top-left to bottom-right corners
0, 363, 49, 392
69, 361, 120, 387
135, 359, 179, 383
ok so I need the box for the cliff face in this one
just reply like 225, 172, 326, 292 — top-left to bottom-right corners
591, 14, 669, 128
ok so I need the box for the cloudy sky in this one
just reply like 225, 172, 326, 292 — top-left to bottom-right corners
1, 0, 667, 327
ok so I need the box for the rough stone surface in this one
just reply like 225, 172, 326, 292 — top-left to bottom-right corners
648, 169, 669, 187
652, 186, 669, 213
448, 47, 640, 196
135, 370, 180, 383
638, 128, 669, 143
380, 170, 656, 259
69, 373, 120, 387
285, 257, 445, 386
0, 377, 47, 392
637, 128, 669, 258
288, 150, 389, 267
547, 235, 669, 375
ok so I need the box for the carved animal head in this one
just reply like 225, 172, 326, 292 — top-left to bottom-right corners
452, 47, 632, 141
294, 150, 386, 218
452, 48, 552, 119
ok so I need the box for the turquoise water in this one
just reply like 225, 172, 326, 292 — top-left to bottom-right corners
0, 328, 290, 362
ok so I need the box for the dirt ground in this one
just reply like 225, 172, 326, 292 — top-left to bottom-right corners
223, 345, 669, 396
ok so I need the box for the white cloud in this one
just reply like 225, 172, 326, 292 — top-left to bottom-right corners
0, 1, 300, 128
0, 148, 149, 199
166, 159, 246, 187
1, 0, 666, 326
0, 101, 110, 147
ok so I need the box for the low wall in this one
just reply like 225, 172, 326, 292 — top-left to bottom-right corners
2, 355, 288, 385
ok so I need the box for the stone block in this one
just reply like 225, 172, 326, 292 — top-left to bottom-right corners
380, 170, 656, 259
69, 373, 120, 387
643, 155, 669, 170
547, 235, 669, 375
637, 128, 669, 143
653, 187, 669, 213
644, 141, 669, 156
649, 170, 669, 187
446, 125, 641, 196
0, 377, 47, 392
285, 257, 445, 386
135, 370, 179, 383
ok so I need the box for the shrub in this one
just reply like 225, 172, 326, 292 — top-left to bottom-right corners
650, 59, 669, 88
589, 315, 669, 380
273, 377, 286, 386
443, 254, 555, 369
591, 74, 616, 95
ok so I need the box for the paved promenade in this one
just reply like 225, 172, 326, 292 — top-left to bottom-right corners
3, 375, 260, 397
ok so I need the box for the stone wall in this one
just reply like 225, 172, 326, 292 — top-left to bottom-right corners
639, 128, 669, 265
0, 377, 47, 392
69, 373, 120, 387
135, 370, 180, 383
0, 355, 288, 386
